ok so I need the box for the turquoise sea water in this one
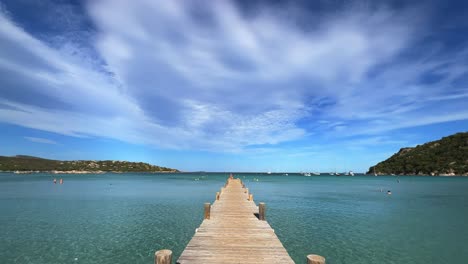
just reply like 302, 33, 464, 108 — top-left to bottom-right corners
0, 173, 467, 264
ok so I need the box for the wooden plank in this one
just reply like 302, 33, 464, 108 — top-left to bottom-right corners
177, 178, 295, 264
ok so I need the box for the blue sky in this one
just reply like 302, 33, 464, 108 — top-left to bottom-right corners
0, 0, 467, 172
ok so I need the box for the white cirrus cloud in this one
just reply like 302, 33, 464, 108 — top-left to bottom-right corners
0, 1, 467, 152
24, 136, 58, 145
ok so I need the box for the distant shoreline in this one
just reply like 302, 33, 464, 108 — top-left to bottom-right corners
1, 171, 466, 176
0, 155, 179, 173
0, 170, 178, 174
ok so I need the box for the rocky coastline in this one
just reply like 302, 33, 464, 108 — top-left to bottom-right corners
368, 132, 467, 176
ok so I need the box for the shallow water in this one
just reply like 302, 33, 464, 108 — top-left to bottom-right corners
0, 173, 467, 264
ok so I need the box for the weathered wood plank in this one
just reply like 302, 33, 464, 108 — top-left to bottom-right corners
177, 178, 294, 264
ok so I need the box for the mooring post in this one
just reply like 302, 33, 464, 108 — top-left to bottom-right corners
307, 254, 326, 264
155, 249, 172, 264
204, 203, 211, 219
259, 202, 266, 220
249, 194, 253, 201
216, 192, 220, 200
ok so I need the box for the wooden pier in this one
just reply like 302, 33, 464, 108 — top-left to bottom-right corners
155, 177, 325, 264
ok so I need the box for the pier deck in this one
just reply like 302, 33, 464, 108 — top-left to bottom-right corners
177, 178, 294, 264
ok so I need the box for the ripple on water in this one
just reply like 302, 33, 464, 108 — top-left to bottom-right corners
0, 174, 467, 264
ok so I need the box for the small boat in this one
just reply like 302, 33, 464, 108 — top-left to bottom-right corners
303, 173, 311, 177
312, 172, 320, 176
349, 171, 354, 176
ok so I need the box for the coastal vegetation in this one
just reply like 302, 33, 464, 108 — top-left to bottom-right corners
0, 155, 179, 173
368, 132, 468, 176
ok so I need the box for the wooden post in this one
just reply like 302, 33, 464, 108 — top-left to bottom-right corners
204, 203, 211, 219
249, 194, 253, 201
307, 254, 325, 264
259, 202, 266, 220
155, 249, 172, 264
216, 192, 220, 200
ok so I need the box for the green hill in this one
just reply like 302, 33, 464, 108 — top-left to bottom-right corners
0, 155, 179, 173
368, 132, 468, 176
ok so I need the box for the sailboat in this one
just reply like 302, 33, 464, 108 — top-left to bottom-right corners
335, 167, 340, 176
373, 167, 377, 176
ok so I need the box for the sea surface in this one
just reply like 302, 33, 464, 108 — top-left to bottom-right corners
0, 173, 467, 264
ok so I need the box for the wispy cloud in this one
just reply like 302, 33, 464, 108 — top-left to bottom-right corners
24, 136, 58, 145
0, 1, 467, 153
